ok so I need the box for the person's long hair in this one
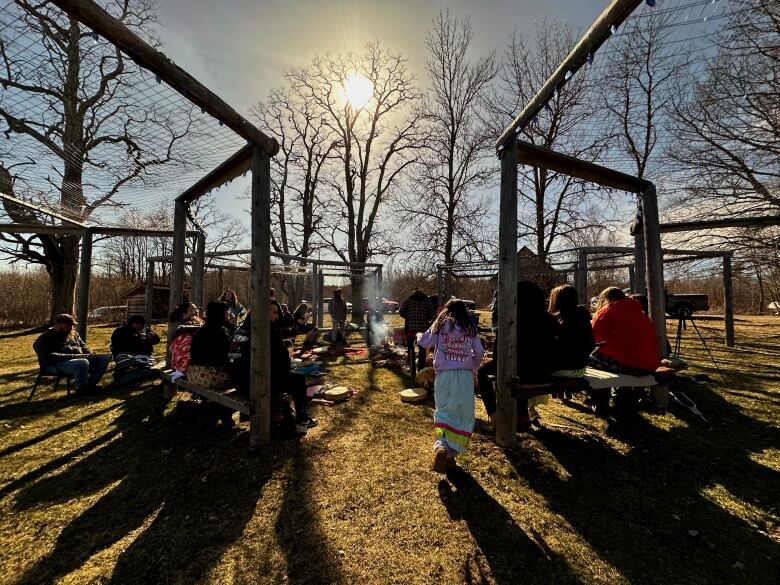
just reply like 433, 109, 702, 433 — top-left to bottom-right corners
219, 289, 239, 306
517, 280, 547, 322
595, 286, 626, 313
431, 299, 476, 335
548, 284, 579, 317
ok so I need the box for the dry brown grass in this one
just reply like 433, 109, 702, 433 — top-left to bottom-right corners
0, 316, 778, 584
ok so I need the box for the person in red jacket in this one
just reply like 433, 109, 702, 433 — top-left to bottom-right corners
590, 287, 660, 375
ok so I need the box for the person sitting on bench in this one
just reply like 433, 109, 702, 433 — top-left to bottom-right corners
169, 302, 203, 379
477, 281, 560, 427
33, 314, 110, 394
110, 315, 160, 382
548, 284, 595, 378
590, 287, 660, 375
228, 305, 318, 435
189, 301, 235, 390
590, 287, 661, 414
292, 302, 317, 334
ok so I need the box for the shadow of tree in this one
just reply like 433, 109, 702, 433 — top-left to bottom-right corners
507, 384, 780, 585
438, 469, 580, 585
9, 390, 280, 585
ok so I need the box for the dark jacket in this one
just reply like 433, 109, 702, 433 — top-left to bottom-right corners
399, 291, 436, 333
516, 312, 561, 383
170, 320, 202, 340
110, 324, 160, 357
190, 322, 234, 369
33, 328, 91, 366
551, 306, 595, 371
228, 320, 292, 393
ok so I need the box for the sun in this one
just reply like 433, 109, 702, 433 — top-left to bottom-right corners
343, 72, 373, 109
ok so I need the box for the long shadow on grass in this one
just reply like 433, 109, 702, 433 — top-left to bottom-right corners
508, 386, 780, 585
10, 388, 280, 585
439, 469, 580, 585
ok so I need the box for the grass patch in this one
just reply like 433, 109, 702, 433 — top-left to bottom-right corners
0, 317, 778, 584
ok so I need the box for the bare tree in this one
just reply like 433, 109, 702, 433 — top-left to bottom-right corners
668, 0, 779, 225
250, 81, 336, 304
398, 10, 497, 275
289, 42, 427, 322
486, 20, 610, 262
0, 0, 191, 319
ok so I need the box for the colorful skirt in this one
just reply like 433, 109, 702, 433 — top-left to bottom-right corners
432, 369, 475, 454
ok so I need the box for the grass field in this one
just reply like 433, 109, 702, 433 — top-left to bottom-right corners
0, 315, 778, 584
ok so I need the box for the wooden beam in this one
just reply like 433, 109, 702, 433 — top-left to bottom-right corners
0, 192, 87, 227
723, 254, 735, 348
75, 230, 92, 341
515, 141, 651, 193
0, 224, 83, 236
496, 0, 644, 148
628, 264, 636, 292
660, 215, 780, 233
496, 139, 519, 447
634, 228, 646, 295
177, 145, 253, 203
249, 146, 272, 447
50, 1, 278, 156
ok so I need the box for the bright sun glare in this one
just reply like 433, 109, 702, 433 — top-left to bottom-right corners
343, 72, 373, 109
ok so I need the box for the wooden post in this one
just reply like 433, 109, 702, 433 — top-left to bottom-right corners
641, 184, 668, 409
628, 264, 636, 293
496, 139, 519, 448
576, 249, 588, 305
249, 146, 272, 447
641, 184, 666, 356
723, 254, 735, 348
216, 268, 224, 300
145, 260, 155, 326
436, 265, 445, 305
191, 231, 206, 308
317, 271, 324, 328
75, 229, 93, 341
634, 228, 647, 295
168, 200, 188, 368
312, 262, 320, 327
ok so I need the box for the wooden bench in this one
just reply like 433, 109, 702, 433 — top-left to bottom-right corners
160, 370, 252, 415
500, 366, 675, 398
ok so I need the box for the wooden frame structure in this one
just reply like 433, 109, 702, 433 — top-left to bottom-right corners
565, 246, 736, 347
24, 0, 281, 447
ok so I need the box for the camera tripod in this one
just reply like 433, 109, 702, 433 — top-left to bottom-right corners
671, 312, 727, 384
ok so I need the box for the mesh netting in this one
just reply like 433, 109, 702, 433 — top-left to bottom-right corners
0, 1, 246, 227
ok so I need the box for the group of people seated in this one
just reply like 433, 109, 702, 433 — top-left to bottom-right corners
33, 312, 162, 394
168, 288, 318, 435
477, 282, 660, 426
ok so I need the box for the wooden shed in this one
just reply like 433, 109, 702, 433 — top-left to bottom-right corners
122, 282, 186, 321
516, 246, 568, 292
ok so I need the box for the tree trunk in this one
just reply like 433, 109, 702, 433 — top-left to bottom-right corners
47, 236, 80, 321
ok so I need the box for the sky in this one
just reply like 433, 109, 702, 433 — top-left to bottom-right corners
150, 0, 612, 237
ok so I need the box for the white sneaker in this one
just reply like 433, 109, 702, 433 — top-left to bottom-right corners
295, 423, 309, 435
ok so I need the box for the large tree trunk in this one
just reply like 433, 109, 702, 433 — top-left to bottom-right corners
46, 236, 80, 321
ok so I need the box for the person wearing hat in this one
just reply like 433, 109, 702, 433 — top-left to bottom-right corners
110, 315, 161, 381
328, 288, 349, 345
33, 314, 110, 394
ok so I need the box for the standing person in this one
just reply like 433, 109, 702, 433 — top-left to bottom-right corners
399, 288, 436, 380
110, 315, 160, 381
33, 314, 110, 394
417, 300, 484, 473
220, 289, 247, 326
328, 288, 349, 345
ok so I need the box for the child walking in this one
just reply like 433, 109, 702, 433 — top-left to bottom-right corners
417, 299, 484, 474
